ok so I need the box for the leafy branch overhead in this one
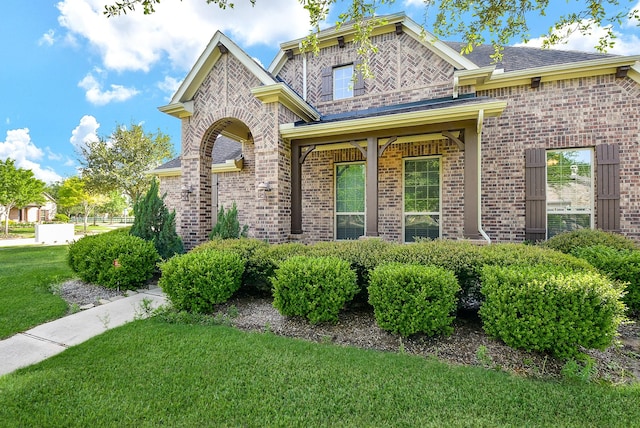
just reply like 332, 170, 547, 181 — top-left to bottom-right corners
104, 0, 640, 63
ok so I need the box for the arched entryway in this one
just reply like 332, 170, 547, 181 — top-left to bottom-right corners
180, 117, 253, 249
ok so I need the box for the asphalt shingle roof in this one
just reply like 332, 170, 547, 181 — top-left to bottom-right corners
445, 42, 615, 72
155, 136, 242, 170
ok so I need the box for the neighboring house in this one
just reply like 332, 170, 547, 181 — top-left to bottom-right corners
154, 12, 640, 250
8, 193, 57, 223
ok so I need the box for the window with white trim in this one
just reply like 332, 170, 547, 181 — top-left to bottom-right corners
333, 65, 354, 100
546, 149, 594, 238
335, 163, 365, 240
404, 157, 441, 242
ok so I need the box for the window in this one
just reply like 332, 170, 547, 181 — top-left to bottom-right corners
333, 65, 354, 100
546, 149, 593, 238
335, 163, 365, 240
404, 157, 441, 242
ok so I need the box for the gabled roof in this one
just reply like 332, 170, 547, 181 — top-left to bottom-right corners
159, 31, 318, 122
268, 12, 478, 75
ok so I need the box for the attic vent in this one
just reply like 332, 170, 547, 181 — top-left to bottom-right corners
286, 49, 294, 60
530, 76, 541, 89
337, 36, 345, 48
616, 65, 630, 78
217, 42, 228, 54
395, 22, 403, 35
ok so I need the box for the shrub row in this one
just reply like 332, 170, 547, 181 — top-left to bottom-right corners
68, 230, 159, 290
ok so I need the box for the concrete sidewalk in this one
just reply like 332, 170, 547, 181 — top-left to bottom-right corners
0, 287, 166, 377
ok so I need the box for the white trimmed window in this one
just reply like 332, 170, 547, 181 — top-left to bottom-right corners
403, 157, 441, 242
333, 65, 354, 100
546, 149, 594, 238
335, 163, 365, 240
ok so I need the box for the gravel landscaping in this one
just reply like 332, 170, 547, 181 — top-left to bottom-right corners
56, 279, 640, 384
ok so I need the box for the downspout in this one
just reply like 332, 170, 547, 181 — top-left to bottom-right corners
300, 43, 307, 101
477, 109, 491, 243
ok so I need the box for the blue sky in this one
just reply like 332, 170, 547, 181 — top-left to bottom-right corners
1, 0, 639, 184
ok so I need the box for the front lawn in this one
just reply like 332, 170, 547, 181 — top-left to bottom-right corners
0, 319, 638, 427
0, 246, 73, 338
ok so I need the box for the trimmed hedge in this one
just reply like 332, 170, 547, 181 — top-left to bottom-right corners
159, 250, 245, 313
368, 263, 460, 337
68, 231, 159, 290
571, 245, 640, 316
541, 229, 638, 254
479, 265, 625, 358
271, 256, 358, 324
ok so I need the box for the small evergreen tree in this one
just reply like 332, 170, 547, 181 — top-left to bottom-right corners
131, 179, 184, 259
209, 202, 248, 240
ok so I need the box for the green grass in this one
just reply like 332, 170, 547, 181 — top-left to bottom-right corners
0, 246, 73, 338
0, 319, 638, 427
5, 226, 35, 237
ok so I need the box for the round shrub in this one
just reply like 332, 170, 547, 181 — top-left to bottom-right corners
271, 256, 358, 324
248, 242, 310, 292
159, 250, 245, 313
368, 263, 460, 337
541, 229, 638, 254
67, 232, 159, 290
571, 245, 640, 316
479, 265, 626, 358
386, 240, 482, 309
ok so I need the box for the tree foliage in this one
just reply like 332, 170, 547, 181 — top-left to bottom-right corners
58, 176, 106, 233
78, 122, 174, 203
0, 159, 46, 235
130, 179, 184, 259
104, 0, 640, 64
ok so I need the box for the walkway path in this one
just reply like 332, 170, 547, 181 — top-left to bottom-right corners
0, 287, 166, 376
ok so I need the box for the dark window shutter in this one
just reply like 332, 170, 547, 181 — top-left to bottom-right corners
353, 60, 365, 96
525, 148, 547, 242
596, 144, 620, 232
320, 66, 333, 102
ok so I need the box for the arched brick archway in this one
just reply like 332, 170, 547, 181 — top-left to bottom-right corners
181, 117, 253, 249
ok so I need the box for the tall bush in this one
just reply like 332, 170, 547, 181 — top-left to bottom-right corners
479, 265, 625, 358
368, 263, 460, 337
130, 179, 183, 259
159, 250, 245, 313
272, 256, 357, 324
209, 202, 248, 240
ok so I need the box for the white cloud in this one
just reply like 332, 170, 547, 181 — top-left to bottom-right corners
46, 147, 63, 161
0, 129, 62, 184
78, 69, 139, 105
39, 29, 56, 46
516, 20, 640, 55
622, 1, 640, 28
57, 0, 310, 72
403, 0, 425, 6
70, 115, 100, 151
157, 76, 182, 99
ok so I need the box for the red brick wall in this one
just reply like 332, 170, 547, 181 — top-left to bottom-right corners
479, 75, 640, 242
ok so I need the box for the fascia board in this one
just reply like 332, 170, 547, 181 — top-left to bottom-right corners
475, 56, 640, 90
402, 20, 478, 70
628, 61, 640, 85
149, 167, 182, 177
280, 100, 507, 140
158, 100, 194, 119
150, 158, 244, 177
251, 83, 320, 122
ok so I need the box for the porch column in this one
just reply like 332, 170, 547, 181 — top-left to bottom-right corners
291, 142, 302, 234
463, 125, 480, 239
366, 137, 379, 237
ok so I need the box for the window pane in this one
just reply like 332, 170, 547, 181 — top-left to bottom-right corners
336, 164, 365, 240
546, 149, 593, 237
337, 214, 365, 240
405, 215, 440, 242
547, 214, 591, 239
333, 65, 354, 100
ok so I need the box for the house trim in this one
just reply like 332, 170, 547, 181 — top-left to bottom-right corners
251, 83, 320, 122
151, 158, 244, 177
456, 57, 640, 91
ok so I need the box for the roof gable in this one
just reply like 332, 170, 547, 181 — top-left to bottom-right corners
268, 12, 478, 75
159, 31, 278, 118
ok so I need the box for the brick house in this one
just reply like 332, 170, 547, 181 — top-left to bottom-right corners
154, 12, 640, 250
